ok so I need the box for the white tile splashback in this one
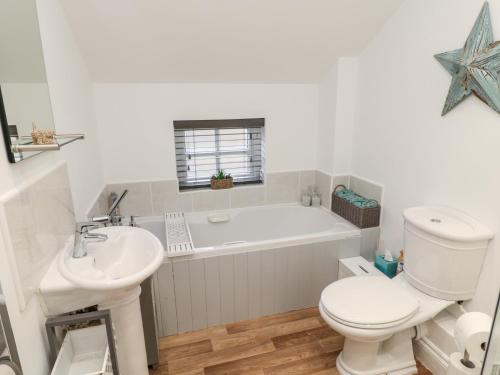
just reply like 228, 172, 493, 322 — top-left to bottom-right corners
192, 189, 231, 211
266, 172, 300, 204
0, 162, 75, 310
151, 180, 193, 215
315, 170, 333, 209
107, 181, 153, 217
349, 175, 383, 203
229, 185, 267, 209
88, 170, 336, 218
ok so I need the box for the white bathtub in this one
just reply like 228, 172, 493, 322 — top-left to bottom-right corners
187, 204, 360, 254
138, 204, 362, 336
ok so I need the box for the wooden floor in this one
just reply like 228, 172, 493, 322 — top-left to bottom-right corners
150, 307, 432, 375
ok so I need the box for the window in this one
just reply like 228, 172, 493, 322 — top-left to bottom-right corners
174, 118, 265, 190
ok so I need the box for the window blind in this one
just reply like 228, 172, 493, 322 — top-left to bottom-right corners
174, 118, 265, 190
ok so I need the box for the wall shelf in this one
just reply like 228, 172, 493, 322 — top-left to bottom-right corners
10, 134, 84, 157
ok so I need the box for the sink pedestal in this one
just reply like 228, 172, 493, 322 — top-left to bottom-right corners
99, 287, 148, 375
40, 226, 165, 375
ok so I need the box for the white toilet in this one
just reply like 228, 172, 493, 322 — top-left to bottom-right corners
319, 206, 493, 375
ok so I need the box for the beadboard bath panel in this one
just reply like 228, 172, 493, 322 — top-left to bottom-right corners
152, 237, 360, 336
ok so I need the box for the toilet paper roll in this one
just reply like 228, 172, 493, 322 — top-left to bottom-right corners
447, 352, 480, 375
0, 363, 17, 375
454, 312, 492, 361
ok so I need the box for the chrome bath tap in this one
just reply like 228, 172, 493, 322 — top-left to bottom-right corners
91, 190, 128, 226
73, 223, 108, 258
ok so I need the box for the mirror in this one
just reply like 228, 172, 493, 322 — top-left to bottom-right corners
0, 282, 22, 374
0, 0, 56, 163
483, 294, 500, 375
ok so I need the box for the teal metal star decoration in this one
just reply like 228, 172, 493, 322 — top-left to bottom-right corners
435, 2, 500, 115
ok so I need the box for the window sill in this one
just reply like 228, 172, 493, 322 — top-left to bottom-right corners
178, 181, 264, 194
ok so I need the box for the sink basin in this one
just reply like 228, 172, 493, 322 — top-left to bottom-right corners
58, 226, 164, 291
46, 226, 164, 375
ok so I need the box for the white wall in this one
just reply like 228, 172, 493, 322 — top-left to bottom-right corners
317, 58, 360, 176
37, 0, 104, 220
93, 84, 319, 183
317, 64, 337, 175
351, 0, 500, 314
0, 1, 106, 373
332, 58, 358, 176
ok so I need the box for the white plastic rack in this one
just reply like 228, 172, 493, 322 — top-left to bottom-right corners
165, 212, 195, 257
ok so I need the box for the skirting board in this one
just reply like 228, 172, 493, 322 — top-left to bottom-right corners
414, 338, 448, 375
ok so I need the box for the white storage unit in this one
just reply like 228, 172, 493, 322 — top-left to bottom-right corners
51, 326, 112, 375
338, 256, 384, 279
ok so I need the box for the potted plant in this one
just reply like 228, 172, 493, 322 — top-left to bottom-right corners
210, 169, 234, 190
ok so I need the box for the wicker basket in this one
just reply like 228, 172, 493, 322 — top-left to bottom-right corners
331, 185, 380, 229
210, 177, 234, 190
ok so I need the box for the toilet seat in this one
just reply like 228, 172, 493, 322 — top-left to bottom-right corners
320, 276, 419, 329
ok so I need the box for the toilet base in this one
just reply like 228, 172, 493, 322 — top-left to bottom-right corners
336, 329, 418, 375
337, 354, 417, 375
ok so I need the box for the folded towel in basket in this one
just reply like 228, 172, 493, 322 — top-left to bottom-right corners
334, 188, 378, 209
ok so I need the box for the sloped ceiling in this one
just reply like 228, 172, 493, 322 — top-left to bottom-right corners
60, 0, 402, 83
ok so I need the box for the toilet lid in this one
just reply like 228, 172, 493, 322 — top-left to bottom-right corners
321, 276, 419, 329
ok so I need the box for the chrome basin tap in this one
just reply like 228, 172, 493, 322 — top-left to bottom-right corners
73, 223, 109, 258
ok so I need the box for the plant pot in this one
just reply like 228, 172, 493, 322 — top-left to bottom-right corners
210, 177, 234, 190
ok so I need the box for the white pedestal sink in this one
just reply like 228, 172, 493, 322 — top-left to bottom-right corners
39, 226, 164, 375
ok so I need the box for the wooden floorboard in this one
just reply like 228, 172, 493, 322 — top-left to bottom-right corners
150, 307, 432, 375
225, 308, 320, 334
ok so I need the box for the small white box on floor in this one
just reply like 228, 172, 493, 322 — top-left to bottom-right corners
338, 256, 384, 279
